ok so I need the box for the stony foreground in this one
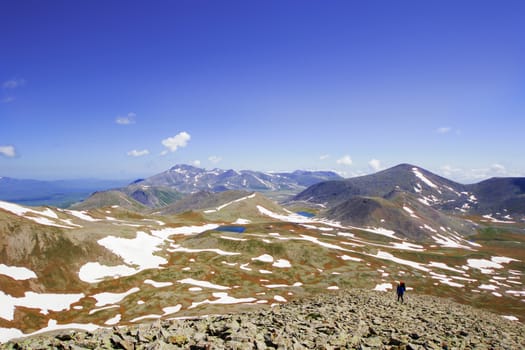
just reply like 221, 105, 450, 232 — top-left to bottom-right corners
2, 289, 524, 349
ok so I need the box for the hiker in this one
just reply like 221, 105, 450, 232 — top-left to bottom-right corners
396, 281, 406, 303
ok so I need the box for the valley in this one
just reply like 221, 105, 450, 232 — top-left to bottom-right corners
0, 164, 524, 344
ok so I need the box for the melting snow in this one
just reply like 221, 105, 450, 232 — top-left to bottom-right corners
78, 262, 138, 283
391, 242, 425, 251
429, 272, 464, 288
88, 305, 119, 315
189, 292, 257, 309
97, 231, 168, 270
144, 279, 173, 288
206, 193, 257, 212
169, 245, 240, 256
491, 256, 519, 264
502, 315, 519, 321
162, 305, 182, 315
431, 234, 473, 249
64, 210, 99, 222
257, 206, 312, 223
273, 259, 292, 268
252, 254, 274, 263
151, 224, 218, 239
428, 262, 464, 274
482, 214, 515, 224
240, 263, 252, 271
337, 232, 355, 238
104, 314, 121, 325
374, 283, 392, 292
412, 167, 438, 189
403, 206, 419, 218
0, 319, 99, 344
374, 250, 430, 272
467, 258, 505, 274
233, 218, 251, 224
339, 255, 362, 262
361, 227, 398, 239
273, 295, 287, 302
0, 201, 75, 228
220, 235, 247, 241
92, 287, 140, 307
177, 278, 230, 290
479, 284, 498, 291
0, 290, 84, 321
0, 264, 37, 280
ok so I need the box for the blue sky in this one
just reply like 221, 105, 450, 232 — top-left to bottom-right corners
1, 1, 524, 182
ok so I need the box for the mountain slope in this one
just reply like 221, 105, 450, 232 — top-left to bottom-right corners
0, 197, 523, 343
293, 163, 525, 218
466, 177, 525, 214
73, 165, 342, 210
326, 190, 477, 241
137, 164, 343, 193
293, 163, 467, 208
157, 190, 252, 215
0, 177, 128, 208
69, 190, 149, 211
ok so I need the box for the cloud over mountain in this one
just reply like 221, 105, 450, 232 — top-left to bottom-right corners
161, 132, 191, 154
0, 145, 16, 157
336, 155, 352, 166
127, 149, 149, 157
368, 159, 381, 171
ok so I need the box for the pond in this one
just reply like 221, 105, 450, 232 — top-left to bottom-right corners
296, 211, 315, 218
216, 225, 246, 233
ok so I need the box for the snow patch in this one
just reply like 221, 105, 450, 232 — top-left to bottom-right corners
374, 283, 392, 292
0, 264, 37, 280
92, 287, 140, 307
177, 278, 230, 290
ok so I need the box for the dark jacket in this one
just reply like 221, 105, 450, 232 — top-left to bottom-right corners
397, 283, 406, 295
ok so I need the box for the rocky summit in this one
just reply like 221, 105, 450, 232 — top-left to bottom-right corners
3, 289, 523, 349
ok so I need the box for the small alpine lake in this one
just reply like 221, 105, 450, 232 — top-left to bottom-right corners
216, 225, 246, 233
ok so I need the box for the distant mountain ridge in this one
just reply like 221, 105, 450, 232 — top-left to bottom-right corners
137, 164, 343, 193
0, 177, 129, 208
291, 163, 525, 239
73, 164, 343, 210
293, 163, 525, 216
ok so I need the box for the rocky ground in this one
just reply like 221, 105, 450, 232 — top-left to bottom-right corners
2, 289, 523, 349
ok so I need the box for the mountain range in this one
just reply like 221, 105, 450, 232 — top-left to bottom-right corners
290, 163, 524, 238
71, 165, 342, 210
0, 163, 524, 343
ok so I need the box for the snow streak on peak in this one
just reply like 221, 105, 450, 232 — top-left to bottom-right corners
412, 167, 438, 189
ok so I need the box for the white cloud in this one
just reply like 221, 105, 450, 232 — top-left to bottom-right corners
490, 163, 505, 172
192, 160, 201, 167
127, 149, 150, 157
336, 155, 353, 166
439, 163, 518, 183
0, 96, 14, 103
436, 127, 451, 134
368, 159, 381, 171
320, 154, 330, 160
3, 78, 25, 89
161, 131, 191, 153
208, 155, 222, 164
116, 112, 136, 125
0, 145, 16, 157
440, 164, 461, 177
